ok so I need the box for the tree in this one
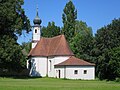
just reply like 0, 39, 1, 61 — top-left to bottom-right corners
0, 0, 31, 36
70, 20, 94, 62
41, 21, 60, 37
0, 35, 26, 71
108, 47, 120, 79
0, 0, 31, 72
94, 18, 120, 80
62, 0, 77, 42
62, 1, 95, 63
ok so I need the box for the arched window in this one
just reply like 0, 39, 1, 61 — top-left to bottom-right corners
49, 60, 52, 71
35, 29, 37, 33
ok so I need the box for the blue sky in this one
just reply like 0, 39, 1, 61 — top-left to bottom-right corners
17, 0, 120, 44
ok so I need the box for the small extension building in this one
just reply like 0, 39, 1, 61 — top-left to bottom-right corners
27, 10, 95, 80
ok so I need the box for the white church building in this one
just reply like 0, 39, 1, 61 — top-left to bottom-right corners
27, 10, 95, 80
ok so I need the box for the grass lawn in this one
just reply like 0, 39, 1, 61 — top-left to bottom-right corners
0, 77, 119, 90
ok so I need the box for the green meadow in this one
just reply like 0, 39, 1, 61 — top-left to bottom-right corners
0, 77, 119, 90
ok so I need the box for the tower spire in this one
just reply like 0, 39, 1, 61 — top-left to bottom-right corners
36, 4, 39, 16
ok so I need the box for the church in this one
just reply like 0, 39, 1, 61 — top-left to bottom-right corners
27, 10, 95, 80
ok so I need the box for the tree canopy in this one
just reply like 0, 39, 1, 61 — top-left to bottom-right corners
41, 21, 60, 37
0, 0, 31, 72
0, 0, 31, 36
94, 18, 120, 80
70, 20, 94, 62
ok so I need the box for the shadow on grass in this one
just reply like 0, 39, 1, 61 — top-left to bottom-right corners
0, 75, 42, 79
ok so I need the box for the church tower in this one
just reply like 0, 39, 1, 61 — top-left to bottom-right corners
32, 8, 42, 48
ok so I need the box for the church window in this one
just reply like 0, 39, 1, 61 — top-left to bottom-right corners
84, 70, 87, 74
49, 60, 52, 71
74, 70, 78, 74
35, 29, 37, 33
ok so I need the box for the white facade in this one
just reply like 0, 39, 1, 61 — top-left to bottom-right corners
29, 57, 47, 76
28, 56, 95, 80
28, 56, 70, 77
55, 66, 95, 80
47, 56, 69, 77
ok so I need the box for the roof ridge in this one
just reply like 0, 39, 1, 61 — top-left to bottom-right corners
42, 34, 63, 39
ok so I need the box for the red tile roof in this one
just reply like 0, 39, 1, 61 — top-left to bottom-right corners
28, 35, 74, 57
55, 56, 95, 66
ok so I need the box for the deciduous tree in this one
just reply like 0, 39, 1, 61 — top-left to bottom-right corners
41, 21, 60, 37
70, 20, 94, 62
94, 18, 120, 80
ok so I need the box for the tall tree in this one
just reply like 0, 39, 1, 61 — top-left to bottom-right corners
62, 0, 77, 42
94, 18, 120, 80
41, 21, 60, 37
0, 0, 31, 72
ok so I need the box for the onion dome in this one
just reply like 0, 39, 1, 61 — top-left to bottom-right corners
33, 10, 42, 25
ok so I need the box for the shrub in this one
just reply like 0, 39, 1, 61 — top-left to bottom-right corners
115, 78, 120, 82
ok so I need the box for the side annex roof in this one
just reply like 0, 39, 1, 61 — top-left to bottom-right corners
55, 56, 95, 66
